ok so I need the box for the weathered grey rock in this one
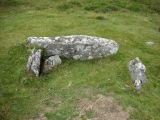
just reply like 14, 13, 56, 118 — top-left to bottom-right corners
26, 49, 41, 77
146, 41, 154, 45
43, 55, 62, 73
27, 35, 119, 60
127, 57, 147, 92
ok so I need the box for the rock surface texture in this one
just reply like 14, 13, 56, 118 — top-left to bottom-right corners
27, 35, 119, 60
43, 55, 62, 73
127, 57, 147, 91
26, 49, 41, 77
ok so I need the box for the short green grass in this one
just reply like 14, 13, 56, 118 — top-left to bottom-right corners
0, 0, 160, 120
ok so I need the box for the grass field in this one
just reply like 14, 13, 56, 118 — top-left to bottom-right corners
0, 0, 160, 120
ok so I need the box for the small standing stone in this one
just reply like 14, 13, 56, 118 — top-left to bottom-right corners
127, 57, 147, 92
26, 49, 41, 77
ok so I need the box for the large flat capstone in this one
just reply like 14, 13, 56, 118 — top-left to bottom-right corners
27, 35, 119, 60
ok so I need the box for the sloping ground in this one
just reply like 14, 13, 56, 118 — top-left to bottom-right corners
0, 0, 160, 120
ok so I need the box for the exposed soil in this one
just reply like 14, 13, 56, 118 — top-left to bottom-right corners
75, 94, 133, 120
30, 94, 133, 120
29, 113, 47, 120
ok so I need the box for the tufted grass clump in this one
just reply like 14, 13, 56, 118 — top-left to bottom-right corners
0, 0, 28, 6
56, 1, 81, 11
84, 2, 120, 13
95, 16, 105, 20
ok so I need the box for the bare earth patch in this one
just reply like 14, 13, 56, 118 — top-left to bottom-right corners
30, 94, 133, 120
29, 113, 47, 120
75, 94, 133, 120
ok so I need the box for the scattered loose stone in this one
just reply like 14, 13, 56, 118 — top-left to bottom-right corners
43, 55, 62, 73
146, 41, 154, 45
26, 49, 41, 77
27, 35, 119, 60
127, 57, 147, 92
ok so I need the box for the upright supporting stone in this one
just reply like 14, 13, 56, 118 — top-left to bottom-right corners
43, 55, 62, 73
27, 35, 119, 60
26, 49, 41, 77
